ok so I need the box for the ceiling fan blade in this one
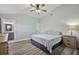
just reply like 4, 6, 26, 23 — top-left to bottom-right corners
42, 9, 47, 12
30, 10, 34, 12
41, 4, 45, 7
30, 4, 36, 7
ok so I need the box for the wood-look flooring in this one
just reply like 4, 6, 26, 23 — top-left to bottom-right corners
8, 40, 78, 55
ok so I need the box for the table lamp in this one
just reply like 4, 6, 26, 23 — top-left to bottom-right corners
67, 24, 78, 36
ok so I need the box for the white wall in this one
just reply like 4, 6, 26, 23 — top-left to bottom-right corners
15, 15, 38, 40
1, 14, 38, 40
39, 4, 79, 46
39, 5, 79, 32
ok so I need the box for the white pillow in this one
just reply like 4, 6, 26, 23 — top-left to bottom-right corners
44, 31, 61, 35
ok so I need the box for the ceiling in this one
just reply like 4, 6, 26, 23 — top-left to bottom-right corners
0, 4, 61, 19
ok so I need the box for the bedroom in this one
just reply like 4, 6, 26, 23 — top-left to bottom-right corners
0, 4, 79, 55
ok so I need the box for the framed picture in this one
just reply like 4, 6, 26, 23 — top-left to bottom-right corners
5, 24, 13, 31
4, 22, 14, 32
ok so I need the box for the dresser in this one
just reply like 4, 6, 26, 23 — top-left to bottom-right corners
0, 34, 8, 55
63, 35, 77, 49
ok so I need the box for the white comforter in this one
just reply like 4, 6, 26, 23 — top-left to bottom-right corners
31, 34, 62, 53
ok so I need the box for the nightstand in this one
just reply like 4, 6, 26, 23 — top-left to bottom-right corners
0, 34, 8, 55
63, 35, 77, 49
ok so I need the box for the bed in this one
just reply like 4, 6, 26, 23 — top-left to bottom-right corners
31, 31, 62, 54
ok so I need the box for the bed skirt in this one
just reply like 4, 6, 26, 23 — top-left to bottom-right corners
31, 39, 62, 54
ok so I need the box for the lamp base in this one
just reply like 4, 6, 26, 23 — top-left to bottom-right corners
71, 31, 73, 36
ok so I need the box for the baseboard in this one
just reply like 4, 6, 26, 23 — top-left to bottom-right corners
8, 38, 31, 43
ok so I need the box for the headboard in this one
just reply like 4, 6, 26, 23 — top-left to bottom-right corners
44, 31, 62, 35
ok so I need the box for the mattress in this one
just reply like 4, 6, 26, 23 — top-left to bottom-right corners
31, 34, 62, 53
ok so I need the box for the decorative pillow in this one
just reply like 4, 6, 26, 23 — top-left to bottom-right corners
44, 31, 62, 35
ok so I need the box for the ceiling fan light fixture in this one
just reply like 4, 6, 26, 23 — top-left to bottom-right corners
30, 4, 47, 14
35, 10, 41, 13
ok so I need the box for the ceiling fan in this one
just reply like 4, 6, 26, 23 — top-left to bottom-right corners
29, 4, 47, 14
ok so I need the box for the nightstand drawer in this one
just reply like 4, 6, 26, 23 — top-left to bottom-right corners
0, 42, 8, 54
64, 39, 75, 43
63, 36, 77, 49
64, 41, 76, 49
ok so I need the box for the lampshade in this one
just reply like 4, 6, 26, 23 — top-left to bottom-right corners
66, 24, 78, 31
